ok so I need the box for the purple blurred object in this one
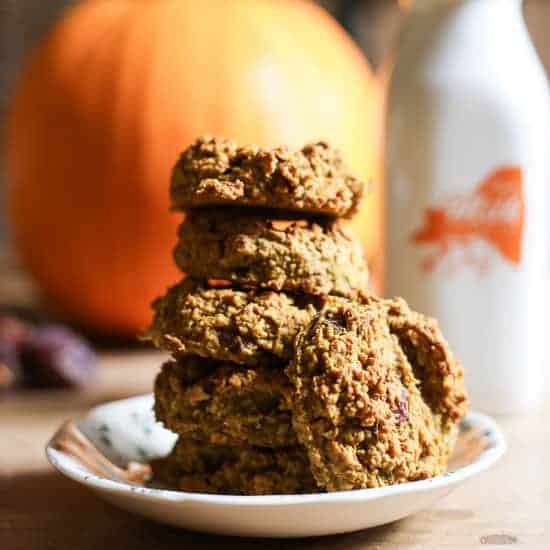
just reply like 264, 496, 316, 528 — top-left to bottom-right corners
20, 326, 98, 389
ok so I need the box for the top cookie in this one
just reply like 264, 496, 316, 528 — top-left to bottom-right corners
170, 137, 365, 217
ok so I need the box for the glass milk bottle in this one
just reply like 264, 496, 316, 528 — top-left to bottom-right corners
386, 0, 550, 414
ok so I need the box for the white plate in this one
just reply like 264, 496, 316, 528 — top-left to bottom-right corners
46, 394, 505, 538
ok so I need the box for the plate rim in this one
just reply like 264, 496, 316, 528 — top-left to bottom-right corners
46, 393, 507, 508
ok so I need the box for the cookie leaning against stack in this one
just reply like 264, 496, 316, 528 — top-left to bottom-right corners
147, 137, 468, 495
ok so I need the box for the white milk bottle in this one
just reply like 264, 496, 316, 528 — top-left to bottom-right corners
386, 0, 550, 414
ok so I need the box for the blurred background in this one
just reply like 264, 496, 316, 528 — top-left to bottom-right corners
0, 0, 550, 320
1, 0, 550, 338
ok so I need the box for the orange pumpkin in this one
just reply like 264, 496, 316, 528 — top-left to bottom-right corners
7, 0, 380, 335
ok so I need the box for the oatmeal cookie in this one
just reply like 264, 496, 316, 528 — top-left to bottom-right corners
154, 358, 296, 448
170, 137, 364, 217
174, 210, 369, 297
151, 437, 318, 495
287, 298, 455, 492
384, 297, 468, 444
147, 279, 317, 366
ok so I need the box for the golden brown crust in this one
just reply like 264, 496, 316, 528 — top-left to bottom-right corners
147, 279, 317, 366
151, 438, 318, 495
383, 297, 468, 439
174, 210, 369, 297
286, 298, 461, 491
154, 358, 296, 448
170, 137, 364, 217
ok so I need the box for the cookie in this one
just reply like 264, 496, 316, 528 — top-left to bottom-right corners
154, 357, 296, 448
147, 279, 317, 366
151, 437, 318, 495
384, 297, 468, 443
174, 210, 369, 297
170, 137, 364, 217
287, 298, 455, 492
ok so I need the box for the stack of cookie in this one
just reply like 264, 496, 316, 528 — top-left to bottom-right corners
147, 137, 468, 495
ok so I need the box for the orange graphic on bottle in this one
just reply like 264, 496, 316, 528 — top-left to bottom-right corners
412, 167, 524, 273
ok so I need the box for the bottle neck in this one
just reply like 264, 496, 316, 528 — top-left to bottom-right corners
411, 0, 522, 11
394, 0, 532, 80
405, 0, 526, 41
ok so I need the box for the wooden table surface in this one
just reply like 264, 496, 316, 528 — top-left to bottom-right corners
0, 350, 548, 550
